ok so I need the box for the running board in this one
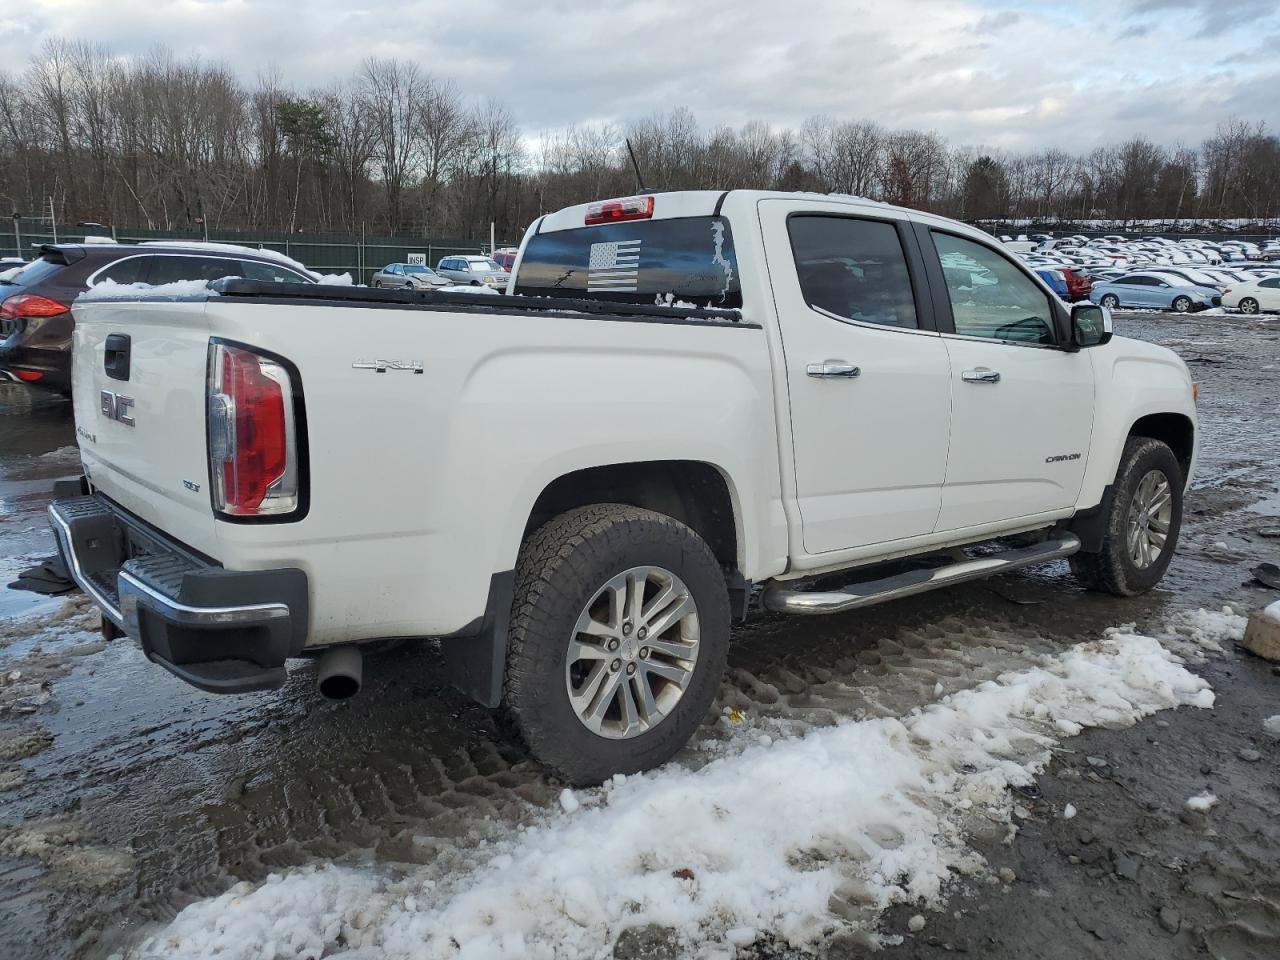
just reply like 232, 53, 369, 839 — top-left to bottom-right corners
762, 534, 1081, 616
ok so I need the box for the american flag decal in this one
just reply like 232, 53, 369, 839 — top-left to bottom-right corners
587, 239, 642, 292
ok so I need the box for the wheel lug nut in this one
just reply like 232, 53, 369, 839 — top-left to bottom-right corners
639, 647, 649, 659
608, 639, 619, 651
637, 627, 647, 640
626, 663, 636, 675
610, 659, 621, 672
622, 622, 632, 636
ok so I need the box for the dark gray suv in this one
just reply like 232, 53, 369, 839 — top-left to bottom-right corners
0, 243, 314, 394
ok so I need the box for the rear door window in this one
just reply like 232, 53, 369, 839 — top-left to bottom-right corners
94, 256, 150, 286
787, 215, 918, 329
514, 215, 742, 308
239, 260, 310, 283
148, 256, 241, 285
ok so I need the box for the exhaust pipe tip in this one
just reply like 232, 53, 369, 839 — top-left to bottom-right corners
317, 645, 362, 700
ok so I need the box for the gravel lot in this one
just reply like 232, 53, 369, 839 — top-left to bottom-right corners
0, 311, 1277, 960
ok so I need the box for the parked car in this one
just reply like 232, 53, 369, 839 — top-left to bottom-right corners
1088, 272, 1221, 313
0, 242, 315, 393
1221, 276, 1280, 314
492, 248, 519, 272
1146, 268, 1229, 293
1035, 268, 1069, 299
1048, 266, 1093, 300
370, 263, 450, 290
435, 255, 509, 287
53, 189, 1196, 784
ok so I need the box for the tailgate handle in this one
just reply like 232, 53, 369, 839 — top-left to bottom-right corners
104, 334, 131, 381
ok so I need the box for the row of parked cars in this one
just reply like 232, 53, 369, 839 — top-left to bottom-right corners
0, 240, 515, 393
1004, 234, 1280, 314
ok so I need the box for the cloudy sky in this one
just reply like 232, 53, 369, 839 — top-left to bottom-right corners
2, 0, 1278, 151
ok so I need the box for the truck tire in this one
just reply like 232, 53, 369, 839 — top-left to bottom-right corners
504, 504, 730, 785
1070, 437, 1183, 596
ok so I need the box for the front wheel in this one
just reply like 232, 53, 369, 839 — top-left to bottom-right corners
1172, 295, 1193, 313
1070, 437, 1183, 596
504, 504, 730, 784
1100, 294, 1120, 309
1239, 297, 1259, 315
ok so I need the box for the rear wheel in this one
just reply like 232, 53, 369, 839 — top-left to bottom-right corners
504, 504, 730, 785
1239, 297, 1259, 315
1172, 295, 1193, 313
1100, 294, 1120, 309
1070, 437, 1183, 596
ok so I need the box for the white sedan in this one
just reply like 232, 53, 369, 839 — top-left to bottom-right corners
1223, 276, 1280, 315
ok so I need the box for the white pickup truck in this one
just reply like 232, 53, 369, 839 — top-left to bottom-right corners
51, 191, 1197, 783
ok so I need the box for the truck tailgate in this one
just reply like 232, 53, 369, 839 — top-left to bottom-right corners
71, 299, 220, 559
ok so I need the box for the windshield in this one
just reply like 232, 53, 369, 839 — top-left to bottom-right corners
404, 265, 438, 276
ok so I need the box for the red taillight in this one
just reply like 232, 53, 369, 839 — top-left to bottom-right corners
0, 294, 68, 319
13, 369, 43, 382
585, 195, 655, 226
207, 342, 301, 518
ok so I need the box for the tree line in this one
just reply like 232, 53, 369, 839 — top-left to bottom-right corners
2, 38, 1278, 243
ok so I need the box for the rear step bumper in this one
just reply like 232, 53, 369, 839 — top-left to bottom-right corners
48, 492, 309, 694
762, 534, 1081, 615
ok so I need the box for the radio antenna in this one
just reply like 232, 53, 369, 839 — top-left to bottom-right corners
625, 138, 647, 192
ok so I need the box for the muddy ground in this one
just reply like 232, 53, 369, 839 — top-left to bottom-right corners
0, 311, 1277, 959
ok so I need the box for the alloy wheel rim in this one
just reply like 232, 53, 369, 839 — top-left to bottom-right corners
565, 565, 700, 740
1126, 470, 1173, 569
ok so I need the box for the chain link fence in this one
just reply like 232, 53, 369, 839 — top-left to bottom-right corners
4, 222, 519, 284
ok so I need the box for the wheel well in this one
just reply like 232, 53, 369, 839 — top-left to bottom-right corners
526, 461, 740, 571
1129, 413, 1194, 479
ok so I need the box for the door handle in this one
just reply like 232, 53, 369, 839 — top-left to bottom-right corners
806, 360, 861, 379
961, 367, 1001, 384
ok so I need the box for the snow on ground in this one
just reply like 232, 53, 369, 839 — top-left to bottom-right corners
127, 613, 1233, 960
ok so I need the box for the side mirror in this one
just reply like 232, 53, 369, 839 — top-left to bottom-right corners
1072, 302, 1112, 349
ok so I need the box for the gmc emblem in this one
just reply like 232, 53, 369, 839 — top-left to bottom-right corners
100, 390, 135, 426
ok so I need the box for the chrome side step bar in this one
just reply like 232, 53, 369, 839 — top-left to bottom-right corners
762, 534, 1081, 616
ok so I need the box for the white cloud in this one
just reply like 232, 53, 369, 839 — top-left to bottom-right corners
0, 0, 1276, 150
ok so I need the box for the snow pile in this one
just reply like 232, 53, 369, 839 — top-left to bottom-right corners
440, 284, 501, 295
316, 272, 354, 286
1264, 715, 1280, 739
1263, 600, 1280, 626
132, 625, 1212, 960
1158, 605, 1247, 658
78, 279, 216, 302
1185, 792, 1218, 812
0, 266, 23, 282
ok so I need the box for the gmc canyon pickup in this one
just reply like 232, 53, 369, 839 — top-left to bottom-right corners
51, 191, 1196, 783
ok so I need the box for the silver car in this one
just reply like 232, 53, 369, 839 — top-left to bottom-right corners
371, 263, 451, 290
435, 255, 509, 288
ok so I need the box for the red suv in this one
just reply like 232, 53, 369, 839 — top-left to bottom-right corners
1057, 267, 1093, 301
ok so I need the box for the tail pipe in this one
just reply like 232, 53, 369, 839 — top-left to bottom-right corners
316, 645, 363, 699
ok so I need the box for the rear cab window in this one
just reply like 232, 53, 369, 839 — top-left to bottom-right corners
514, 216, 742, 308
